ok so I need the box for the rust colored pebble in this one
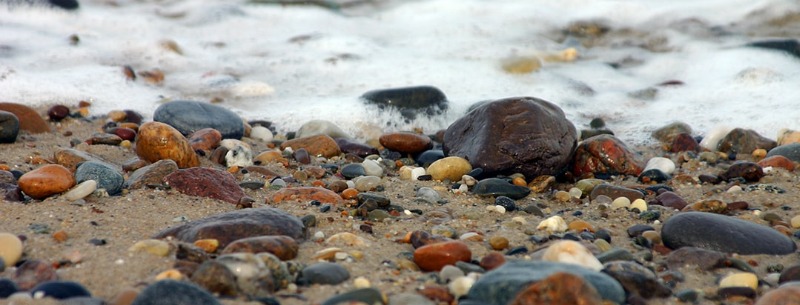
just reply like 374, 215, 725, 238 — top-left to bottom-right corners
379, 132, 432, 154
18, 164, 76, 200
271, 187, 344, 205
489, 236, 509, 250
568, 220, 595, 233
758, 155, 796, 171
341, 188, 359, 199
413, 240, 472, 272
110, 288, 139, 305
188, 128, 222, 152
280, 134, 341, 158
480, 252, 507, 271
755, 285, 800, 305
52, 230, 68, 243
47, 105, 71, 121
0, 102, 51, 133
512, 176, 527, 187
108, 127, 137, 141
417, 285, 454, 304
253, 151, 289, 167
670, 133, 700, 152
221, 235, 299, 261
194, 239, 219, 253
135, 122, 199, 168
509, 272, 603, 305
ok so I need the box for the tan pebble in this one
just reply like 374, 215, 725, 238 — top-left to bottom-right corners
348, 250, 364, 260
641, 230, 662, 245
194, 239, 219, 253
397, 258, 420, 271
554, 191, 571, 202
120, 140, 132, 149
326, 232, 369, 247
511, 216, 527, 225
155, 269, 184, 281
528, 175, 555, 193
449, 276, 475, 299
611, 197, 631, 210
63, 180, 97, 201
511, 176, 527, 187
52, 230, 68, 243
537, 216, 568, 233
353, 276, 371, 288
427, 157, 472, 181
108, 110, 127, 122
398, 166, 414, 180
501, 55, 542, 74
460, 232, 484, 242
593, 239, 612, 252
630, 198, 648, 212
778, 128, 800, 145
568, 220, 595, 232
129, 239, 171, 257
752, 148, 767, 160
313, 247, 344, 261
0, 232, 23, 266
719, 272, 758, 290
489, 236, 509, 250
791, 215, 800, 229
135, 122, 199, 168
109, 288, 139, 305
541, 240, 603, 271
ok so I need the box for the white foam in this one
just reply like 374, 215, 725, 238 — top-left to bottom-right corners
1, 0, 799, 144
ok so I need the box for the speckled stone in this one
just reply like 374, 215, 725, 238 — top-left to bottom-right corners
75, 161, 124, 195
124, 159, 179, 190
164, 167, 245, 205
716, 128, 777, 155
572, 134, 644, 178
662, 212, 797, 255
221, 235, 299, 261
136, 122, 200, 168
154, 100, 244, 139
508, 272, 603, 305
719, 162, 764, 182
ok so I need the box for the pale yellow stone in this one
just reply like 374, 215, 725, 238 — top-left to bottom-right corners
0, 232, 23, 266
449, 276, 476, 299
719, 272, 758, 290
778, 128, 800, 145
326, 232, 369, 247
501, 55, 542, 74
537, 216, 568, 233
155, 269, 184, 281
313, 247, 344, 261
541, 240, 603, 271
398, 166, 414, 180
427, 157, 472, 181
791, 215, 800, 229
353, 276, 371, 289
630, 198, 648, 212
129, 239, 171, 257
593, 239, 612, 252
611, 197, 631, 210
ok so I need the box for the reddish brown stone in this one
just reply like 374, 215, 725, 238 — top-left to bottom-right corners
280, 134, 341, 158
720, 162, 764, 182
12, 259, 58, 290
572, 134, 644, 178
189, 128, 222, 152
509, 272, 603, 305
717, 128, 777, 155
271, 187, 343, 205
670, 133, 700, 152
221, 235, 299, 260
18, 164, 75, 200
108, 127, 137, 141
409, 230, 449, 249
164, 167, 244, 205
480, 252, 507, 271
124, 159, 179, 190
253, 151, 289, 167
243, 166, 281, 179
758, 155, 796, 171
0, 102, 50, 133
413, 240, 471, 272
379, 132, 432, 154
54, 148, 115, 172
417, 285, 454, 303
755, 285, 800, 305
335, 138, 379, 157
136, 122, 200, 168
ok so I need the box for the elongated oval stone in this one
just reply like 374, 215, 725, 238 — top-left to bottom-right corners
154, 100, 244, 139
661, 212, 797, 255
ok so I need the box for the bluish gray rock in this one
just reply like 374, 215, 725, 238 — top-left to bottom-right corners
767, 143, 800, 162
467, 260, 625, 304
661, 212, 797, 255
131, 280, 221, 305
154, 100, 244, 139
75, 161, 124, 195
340, 163, 366, 179
30, 280, 91, 299
472, 178, 530, 199
0, 111, 19, 143
297, 262, 350, 286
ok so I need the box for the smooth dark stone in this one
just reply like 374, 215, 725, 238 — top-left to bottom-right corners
321, 288, 385, 305
675, 289, 701, 303
75, 161, 124, 195
131, 280, 221, 305
654, 191, 688, 210
416, 149, 445, 167
124, 159, 179, 190
48, 0, 79, 9
153, 207, 305, 249
594, 229, 612, 243
0, 278, 19, 298
472, 178, 530, 199
190, 260, 239, 297
154, 100, 245, 139
596, 248, 636, 263
716, 128, 776, 154
779, 265, 800, 284
444, 97, 577, 178
602, 261, 672, 299
494, 196, 517, 212
766, 143, 800, 162
293, 148, 311, 164
638, 169, 671, 183
522, 204, 545, 217
719, 162, 764, 182
0, 111, 19, 143
340, 164, 366, 179
661, 212, 797, 255
0, 182, 23, 202
627, 224, 655, 237
47, 105, 70, 121
467, 260, 625, 305
589, 118, 606, 129
361, 86, 448, 120
698, 174, 721, 184
356, 192, 391, 207
717, 287, 756, 299
335, 138, 378, 158
163, 167, 245, 205
747, 39, 800, 58
30, 280, 91, 299
297, 262, 350, 286
87, 133, 123, 145
580, 128, 614, 140
590, 184, 644, 201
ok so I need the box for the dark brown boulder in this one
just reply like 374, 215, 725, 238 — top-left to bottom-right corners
717, 128, 776, 154
443, 97, 577, 178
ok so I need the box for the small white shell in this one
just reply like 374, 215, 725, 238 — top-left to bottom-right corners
64, 180, 97, 201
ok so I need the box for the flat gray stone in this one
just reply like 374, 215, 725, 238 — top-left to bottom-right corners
661, 212, 797, 255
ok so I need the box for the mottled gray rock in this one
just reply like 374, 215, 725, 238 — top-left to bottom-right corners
154, 100, 244, 139
75, 161, 124, 195
131, 280, 221, 305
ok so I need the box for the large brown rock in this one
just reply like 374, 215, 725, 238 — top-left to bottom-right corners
163, 167, 244, 205
572, 134, 644, 178
443, 97, 577, 178
18, 164, 75, 200
717, 128, 776, 155
509, 272, 603, 305
280, 134, 341, 158
0, 102, 50, 133
135, 122, 200, 168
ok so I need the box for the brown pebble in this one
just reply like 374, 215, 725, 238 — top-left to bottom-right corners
755, 285, 800, 305
528, 175, 555, 193
52, 230, 68, 242
135, 122, 199, 168
480, 252, 507, 270
379, 132, 432, 154
488, 236, 509, 250
280, 134, 341, 158
18, 164, 76, 199
109, 288, 139, 305
271, 187, 344, 205
47, 105, 71, 121
690, 199, 727, 214
108, 127, 137, 141
12, 259, 58, 290
758, 155, 795, 171
413, 240, 472, 272
221, 235, 299, 260
509, 272, 603, 305
568, 220, 595, 232
253, 151, 289, 167
670, 133, 700, 152
0, 102, 50, 133
194, 239, 219, 253
188, 128, 222, 152
417, 285, 454, 304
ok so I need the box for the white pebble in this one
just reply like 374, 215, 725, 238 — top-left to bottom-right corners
461, 175, 477, 186
362, 159, 384, 177
494, 205, 506, 214
457, 184, 469, 193
411, 167, 427, 180
448, 276, 475, 299
568, 187, 582, 199
630, 198, 648, 212
644, 157, 676, 174
223, 140, 253, 167
537, 216, 567, 233
700, 126, 734, 151
727, 185, 743, 193
250, 126, 273, 142
611, 197, 631, 210
541, 240, 603, 271
353, 276, 371, 288
313, 231, 325, 241
64, 180, 97, 201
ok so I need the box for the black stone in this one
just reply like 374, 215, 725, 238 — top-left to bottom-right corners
361, 86, 448, 120
719, 162, 764, 182
297, 262, 350, 285
154, 100, 245, 139
494, 196, 517, 212
416, 149, 445, 167
638, 169, 671, 183
747, 39, 800, 58
594, 229, 612, 243
472, 178, 530, 199
596, 248, 635, 263
340, 164, 366, 179
602, 261, 672, 299
335, 138, 378, 157
30, 280, 91, 299
661, 212, 797, 255
0, 111, 19, 143
131, 280, 221, 305
48, 0, 79, 9
0, 278, 19, 298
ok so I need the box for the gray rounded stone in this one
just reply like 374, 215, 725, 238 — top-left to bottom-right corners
75, 161, 124, 195
0, 111, 19, 143
767, 143, 800, 162
297, 262, 350, 286
154, 100, 244, 139
131, 280, 221, 305
661, 212, 797, 255
472, 178, 530, 199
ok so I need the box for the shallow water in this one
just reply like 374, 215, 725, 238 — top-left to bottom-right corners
1, 0, 799, 144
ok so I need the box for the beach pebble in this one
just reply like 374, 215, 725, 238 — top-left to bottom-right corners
379, 132, 432, 154
415, 149, 445, 167
719, 272, 758, 290
662, 212, 797, 255
280, 134, 341, 158
323, 288, 387, 305
75, 161, 124, 196
494, 196, 517, 212
189, 260, 239, 297
473, 178, 530, 199
537, 216, 568, 233
131, 280, 221, 305
326, 232, 369, 247
18, 164, 75, 200
755, 284, 800, 305
361, 86, 448, 120
665, 247, 726, 270
272, 187, 343, 205
416, 187, 441, 204
572, 134, 644, 178
444, 97, 576, 178
411, 167, 427, 180
449, 276, 475, 299
509, 271, 603, 305
249, 125, 273, 142
136, 122, 200, 168
652, 122, 693, 144
129, 239, 171, 257
610, 197, 631, 210
671, 133, 701, 152
644, 157, 675, 174
413, 240, 472, 272
361, 159, 383, 177
603, 261, 672, 299
0, 279, 19, 298
717, 128, 776, 154
164, 167, 245, 205
13, 259, 58, 290
353, 175, 381, 192
0, 102, 50, 133
590, 184, 643, 201
30, 280, 91, 299
467, 260, 625, 305
427, 156, 472, 182
0, 233, 23, 266
154, 100, 244, 139
63, 179, 97, 201
47, 105, 70, 121
719, 162, 764, 182
758, 155, 795, 171
53, 148, 108, 172
778, 128, 800, 145
0, 182, 22, 202
297, 262, 350, 285
654, 191, 688, 210
221, 235, 299, 260
222, 140, 253, 167
700, 126, 734, 151
766, 143, 800, 162
88, 132, 123, 145
0, 111, 19, 143
296, 119, 351, 139
213, 253, 276, 296
541, 240, 603, 271
153, 207, 304, 248
335, 138, 379, 157
779, 265, 800, 283
188, 128, 222, 152
124, 159, 179, 190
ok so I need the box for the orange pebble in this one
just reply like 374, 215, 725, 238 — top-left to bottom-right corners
512, 177, 527, 187
312, 180, 326, 187
341, 188, 359, 199
194, 239, 219, 253
0, 164, 9, 171
52, 230, 68, 242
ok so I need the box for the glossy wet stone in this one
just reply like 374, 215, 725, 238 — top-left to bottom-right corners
755, 284, 800, 305
661, 212, 797, 255
18, 164, 76, 200
413, 240, 472, 272
75, 161, 124, 195
379, 132, 432, 154
654, 191, 689, 210
573, 134, 644, 178
221, 235, 299, 260
766, 143, 800, 162
670, 133, 700, 152
136, 122, 200, 168
0, 111, 19, 143
716, 128, 776, 154
427, 156, 472, 182
188, 128, 222, 152
472, 178, 530, 199
131, 279, 221, 305
30, 280, 91, 299
651, 122, 692, 144
153, 207, 305, 248
416, 149, 445, 167
164, 167, 245, 205
124, 159, 179, 190
341, 163, 367, 179
280, 134, 341, 158
361, 86, 448, 120
758, 155, 796, 171
444, 97, 577, 178
335, 138, 379, 157
154, 100, 244, 139
719, 162, 764, 182
0, 102, 50, 133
